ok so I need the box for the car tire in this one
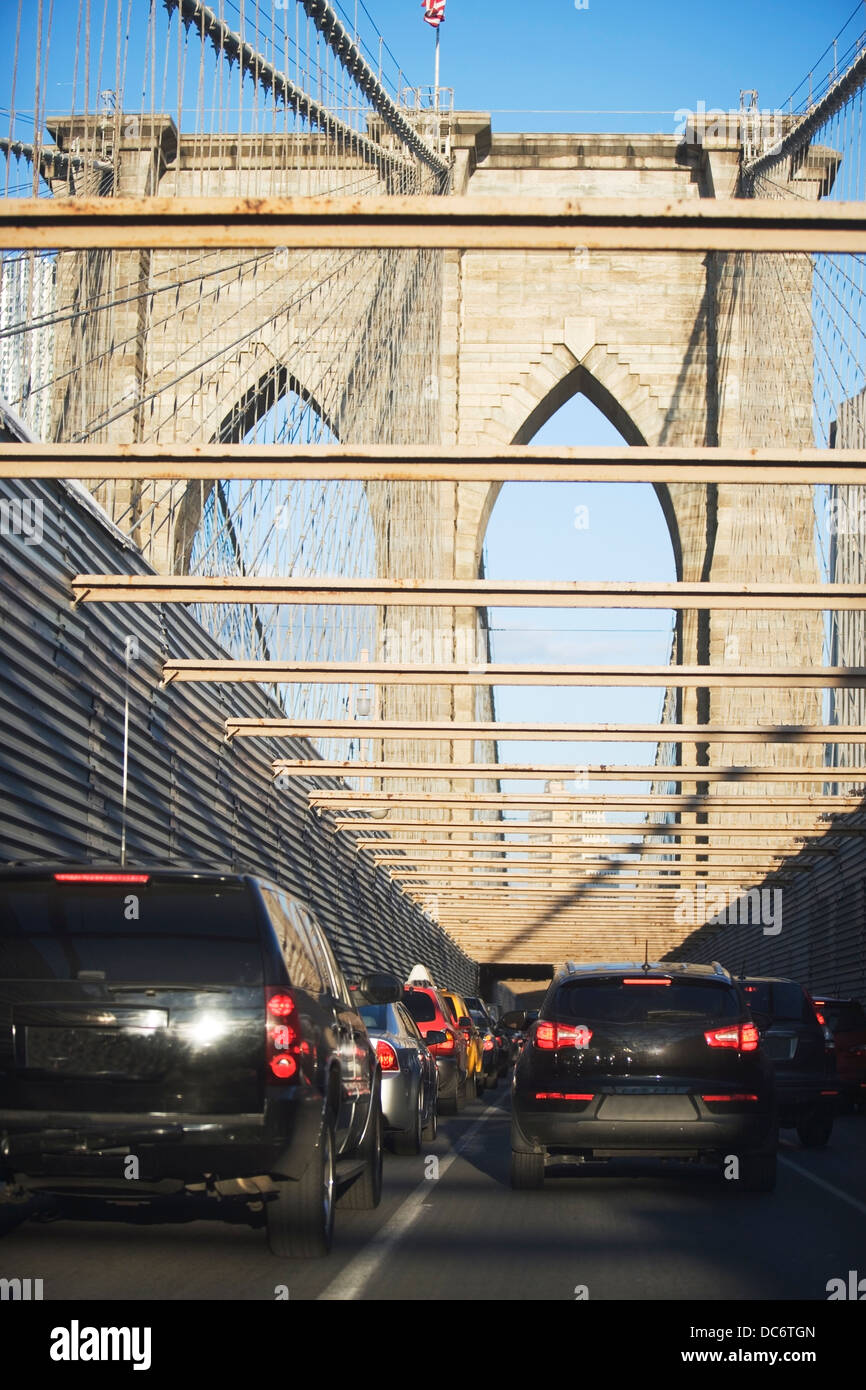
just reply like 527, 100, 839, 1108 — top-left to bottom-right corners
392, 1087, 424, 1156
455, 1071, 467, 1111
423, 1095, 438, 1141
266, 1120, 335, 1258
439, 1087, 458, 1116
739, 1149, 777, 1193
340, 1087, 384, 1209
796, 1107, 834, 1148
510, 1148, 545, 1190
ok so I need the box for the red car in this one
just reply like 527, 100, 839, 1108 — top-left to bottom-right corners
813, 996, 866, 1110
402, 981, 470, 1114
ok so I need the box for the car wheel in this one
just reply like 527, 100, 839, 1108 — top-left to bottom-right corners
439, 1086, 458, 1116
423, 1095, 438, 1141
510, 1149, 544, 1190
266, 1120, 335, 1257
455, 1071, 467, 1111
392, 1086, 424, 1156
341, 1088, 384, 1209
796, 1107, 834, 1148
739, 1149, 777, 1193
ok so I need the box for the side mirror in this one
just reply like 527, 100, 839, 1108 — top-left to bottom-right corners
357, 970, 402, 1004
458, 1015, 473, 1029
425, 1030, 447, 1046
501, 1010, 529, 1029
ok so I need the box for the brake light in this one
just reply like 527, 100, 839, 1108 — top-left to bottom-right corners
814, 1010, 826, 1026
265, 987, 306, 1082
701, 1094, 759, 1103
534, 1092, 594, 1101
428, 1031, 456, 1055
483, 1036, 495, 1051
534, 1022, 593, 1050
704, 1023, 759, 1052
622, 977, 672, 986
54, 872, 150, 883
375, 1039, 399, 1072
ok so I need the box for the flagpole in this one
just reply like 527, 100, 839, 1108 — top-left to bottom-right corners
434, 26, 440, 110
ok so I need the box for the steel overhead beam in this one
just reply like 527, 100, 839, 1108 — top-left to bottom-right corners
273, 759, 866, 782
71, 575, 866, 610
4, 441, 865, 484
372, 850, 806, 861
335, 818, 863, 834
227, 719, 866, 743
391, 873, 789, 885
363, 842, 827, 856
165, 659, 866, 688
309, 792, 861, 809
3, 195, 866, 251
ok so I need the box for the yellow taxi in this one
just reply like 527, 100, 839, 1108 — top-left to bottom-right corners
440, 987, 485, 1096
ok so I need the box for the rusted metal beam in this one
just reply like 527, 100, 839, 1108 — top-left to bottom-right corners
228, 719, 866, 743
274, 758, 866, 781
72, 575, 866, 610
4, 195, 866, 252
310, 791, 862, 809
166, 659, 866, 688
336, 817, 865, 834
3, 443, 865, 485
364, 843, 828, 857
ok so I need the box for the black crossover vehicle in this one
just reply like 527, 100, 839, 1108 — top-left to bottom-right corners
741, 975, 839, 1146
508, 960, 777, 1192
0, 865, 401, 1257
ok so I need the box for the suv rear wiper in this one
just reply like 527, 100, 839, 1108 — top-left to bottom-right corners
106, 984, 231, 994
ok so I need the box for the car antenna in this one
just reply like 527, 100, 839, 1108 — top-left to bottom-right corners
642, 939, 650, 972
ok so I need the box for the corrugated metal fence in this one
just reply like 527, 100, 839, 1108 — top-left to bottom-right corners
0, 469, 477, 993
668, 829, 866, 1000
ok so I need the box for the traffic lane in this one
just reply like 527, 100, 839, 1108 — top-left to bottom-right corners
343, 1092, 866, 1301
779, 1112, 866, 1202
1, 1093, 864, 1301
0, 1123, 462, 1302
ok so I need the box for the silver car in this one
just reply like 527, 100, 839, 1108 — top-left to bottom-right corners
358, 999, 438, 1154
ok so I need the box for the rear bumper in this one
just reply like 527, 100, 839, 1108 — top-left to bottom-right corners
0, 1090, 324, 1185
513, 1095, 776, 1158
774, 1078, 840, 1120
434, 1058, 461, 1097
380, 1072, 414, 1132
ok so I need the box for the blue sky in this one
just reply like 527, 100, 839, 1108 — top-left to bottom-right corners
365, 0, 858, 131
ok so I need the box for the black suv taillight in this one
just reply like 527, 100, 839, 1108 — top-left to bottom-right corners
265, 987, 307, 1081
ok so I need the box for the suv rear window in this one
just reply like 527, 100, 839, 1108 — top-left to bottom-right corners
0, 879, 263, 985
550, 978, 741, 1023
744, 981, 811, 1023
403, 990, 437, 1023
821, 1002, 866, 1033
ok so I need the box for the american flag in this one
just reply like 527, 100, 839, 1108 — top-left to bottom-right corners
422, 0, 445, 27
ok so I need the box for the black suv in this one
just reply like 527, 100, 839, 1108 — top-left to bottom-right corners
0, 865, 400, 1257
508, 960, 777, 1192
741, 975, 839, 1146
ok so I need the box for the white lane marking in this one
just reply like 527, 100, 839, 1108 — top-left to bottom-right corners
778, 1153, 866, 1218
317, 1098, 505, 1301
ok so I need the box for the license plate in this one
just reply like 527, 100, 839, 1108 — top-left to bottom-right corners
26, 1026, 169, 1078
